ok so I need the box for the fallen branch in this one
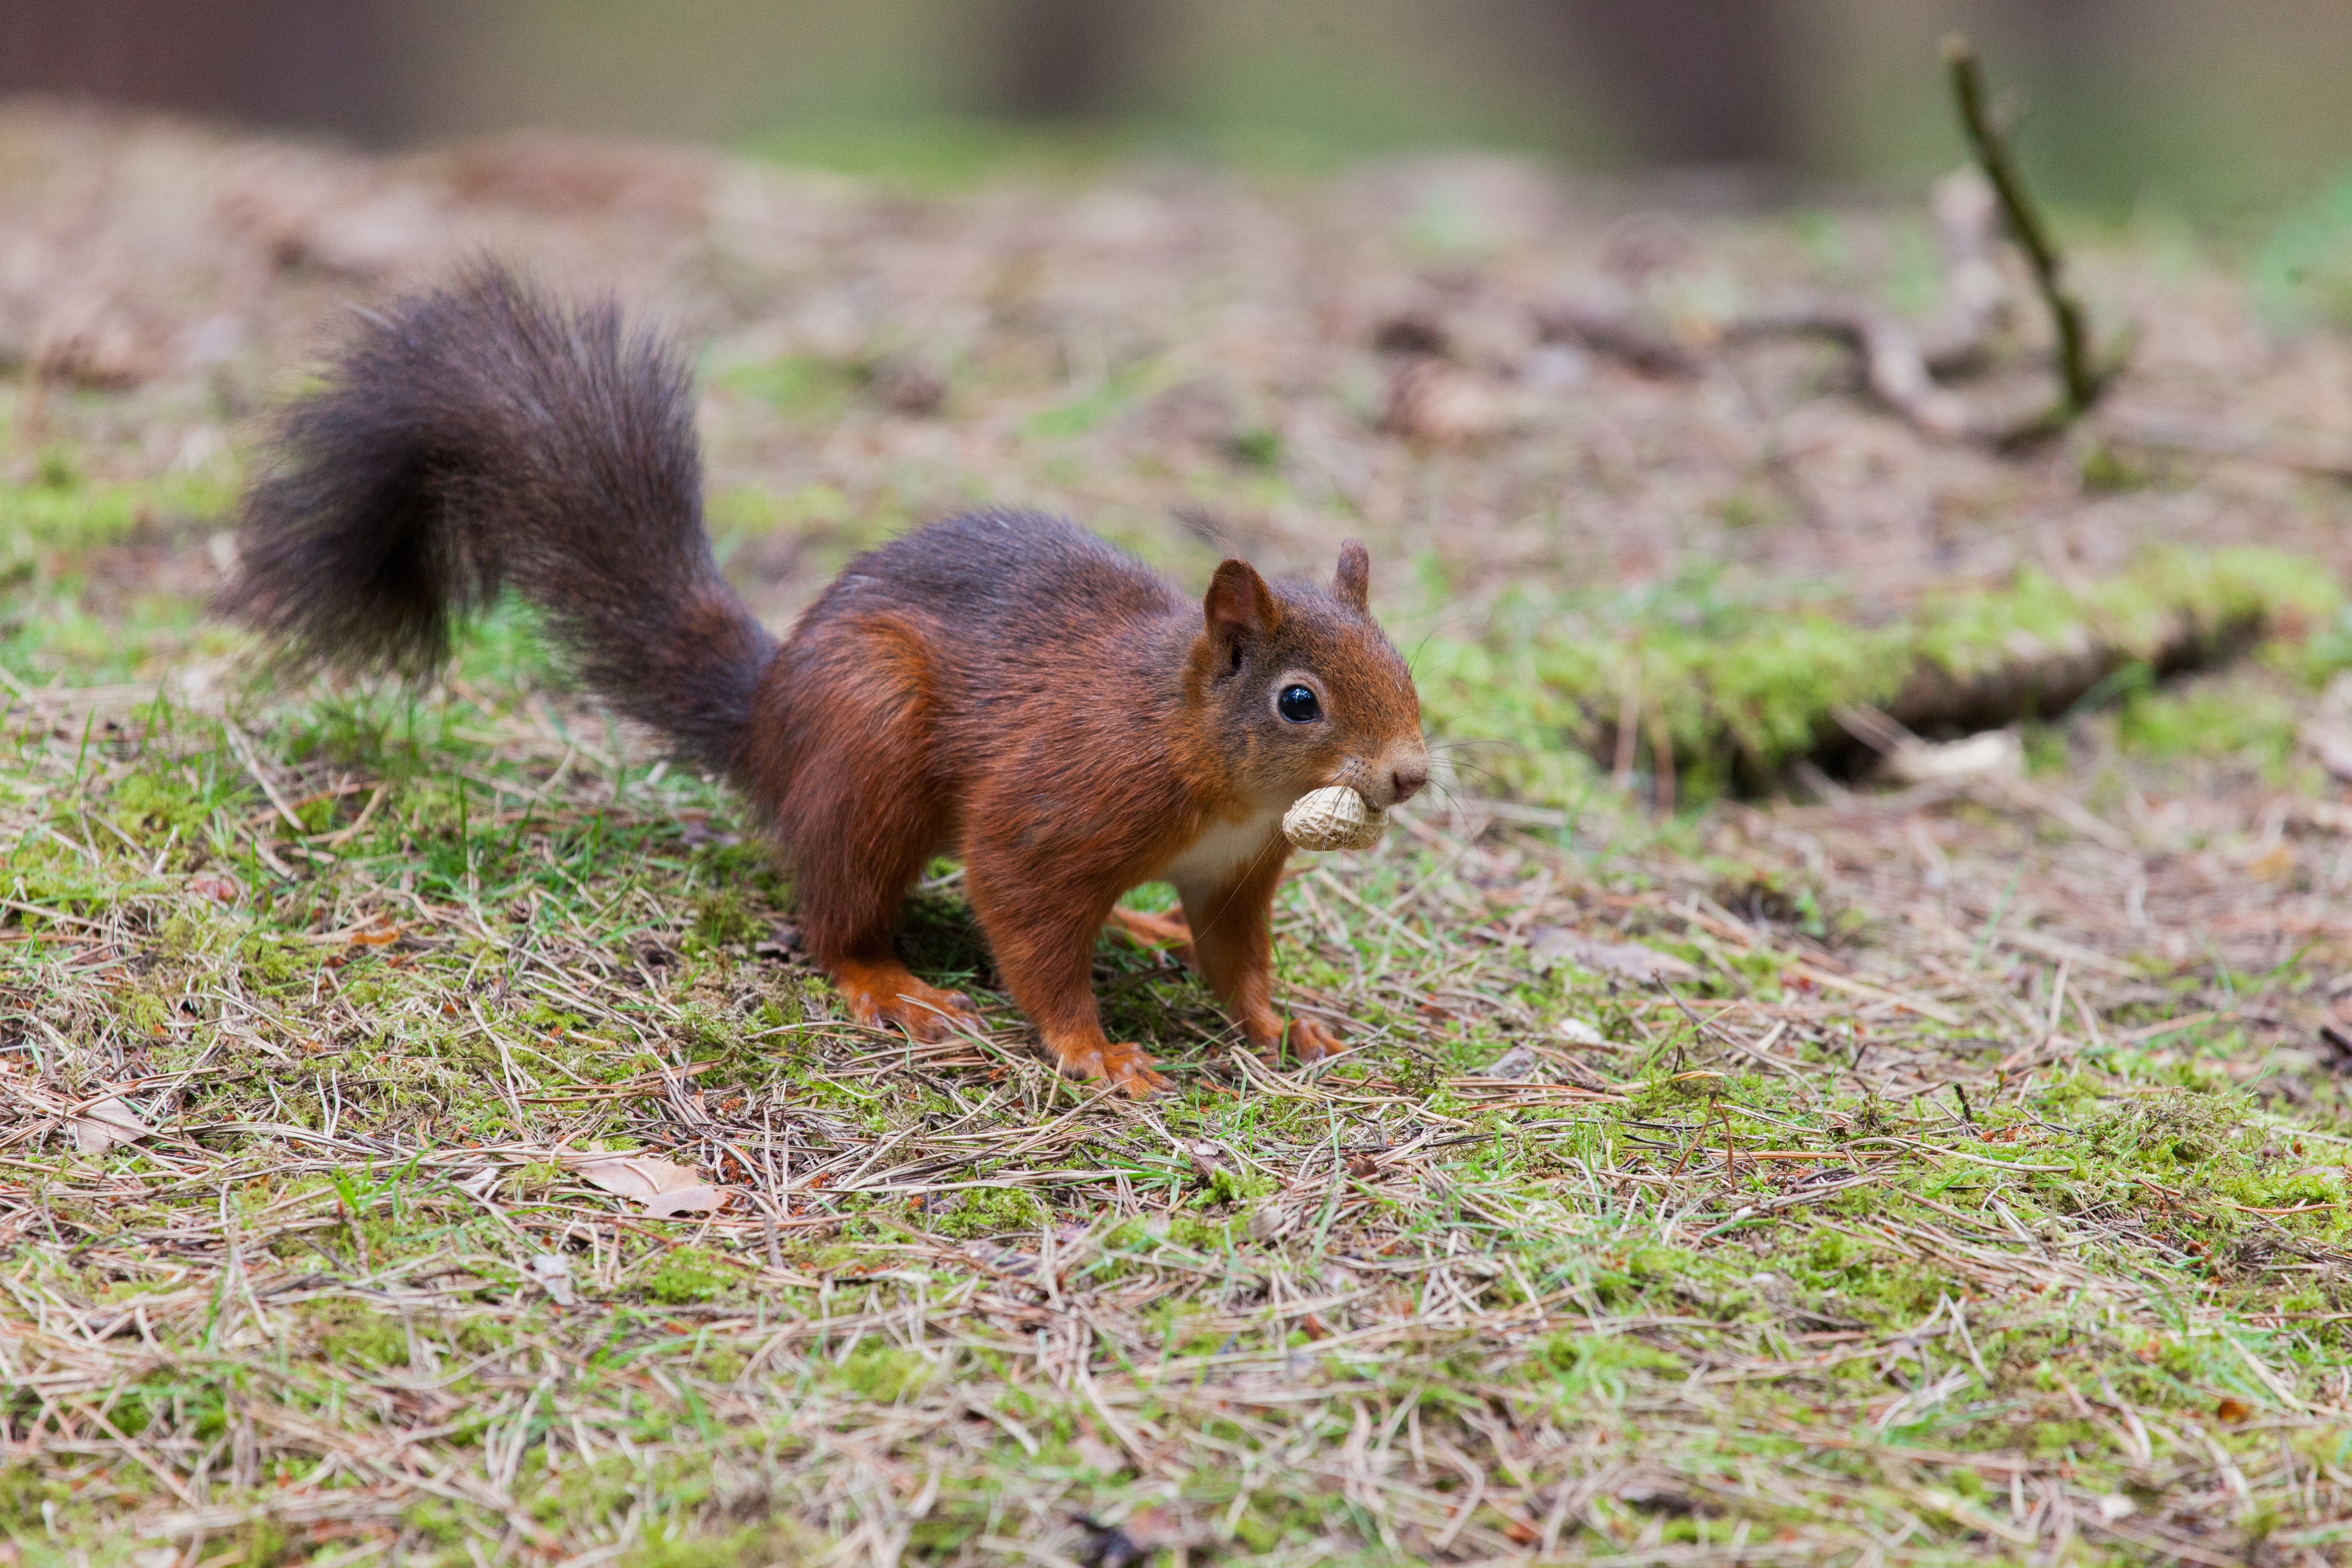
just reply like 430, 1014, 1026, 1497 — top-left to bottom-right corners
1545, 167, 2071, 445
1879, 602, 2260, 740
1725, 301, 1974, 441
2099, 407, 2352, 481
1531, 294, 1701, 377
1571, 560, 2286, 798
1535, 39, 2133, 451
1721, 167, 2013, 440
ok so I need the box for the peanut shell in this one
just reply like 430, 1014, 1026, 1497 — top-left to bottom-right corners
1282, 785, 1386, 852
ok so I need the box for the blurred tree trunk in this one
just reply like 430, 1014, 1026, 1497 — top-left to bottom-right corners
0, 0, 414, 142
1541, 0, 1796, 170
981, 0, 1151, 121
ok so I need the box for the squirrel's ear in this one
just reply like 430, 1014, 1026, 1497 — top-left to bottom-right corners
1334, 539, 1370, 611
1204, 559, 1280, 664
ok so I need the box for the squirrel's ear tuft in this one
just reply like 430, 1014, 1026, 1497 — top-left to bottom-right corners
1204, 560, 1280, 663
1334, 539, 1370, 611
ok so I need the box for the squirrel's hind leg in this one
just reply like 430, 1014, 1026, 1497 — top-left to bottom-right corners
799, 835, 982, 1044
760, 617, 983, 1045
831, 959, 981, 1044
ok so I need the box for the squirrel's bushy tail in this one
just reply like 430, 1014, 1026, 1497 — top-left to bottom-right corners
221, 261, 774, 778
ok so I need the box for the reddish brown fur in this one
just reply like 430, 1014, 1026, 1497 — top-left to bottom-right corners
222, 265, 1428, 1096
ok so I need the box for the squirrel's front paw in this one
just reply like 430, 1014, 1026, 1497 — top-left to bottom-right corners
1053, 1037, 1171, 1098
1281, 1016, 1349, 1064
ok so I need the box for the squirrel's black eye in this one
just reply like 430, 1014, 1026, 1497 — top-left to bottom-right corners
1277, 684, 1322, 723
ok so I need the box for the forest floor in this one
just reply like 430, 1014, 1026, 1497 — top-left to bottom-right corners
8, 103, 2352, 1567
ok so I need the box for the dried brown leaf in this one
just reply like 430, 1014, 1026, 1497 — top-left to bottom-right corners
188, 874, 242, 906
73, 1096, 151, 1155
570, 1153, 729, 1216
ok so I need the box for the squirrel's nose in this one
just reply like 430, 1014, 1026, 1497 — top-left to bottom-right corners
1389, 754, 1430, 804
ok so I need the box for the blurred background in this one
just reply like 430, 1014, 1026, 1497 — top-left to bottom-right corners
5, 2, 2352, 1001
5, 0, 2352, 224
8, 0, 2352, 750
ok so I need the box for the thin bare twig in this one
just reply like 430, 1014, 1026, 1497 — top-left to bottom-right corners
1944, 32, 2112, 423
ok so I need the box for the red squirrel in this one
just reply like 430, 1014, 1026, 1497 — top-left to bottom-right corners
221, 263, 1429, 1096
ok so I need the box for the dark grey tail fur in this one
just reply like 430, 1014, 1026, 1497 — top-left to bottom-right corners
220, 261, 775, 778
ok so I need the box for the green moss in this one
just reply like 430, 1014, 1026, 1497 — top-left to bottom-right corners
712, 355, 865, 421
1023, 362, 1158, 441
640, 1246, 736, 1305
2119, 682, 2298, 769
618, 1522, 817, 1568
1207, 1167, 1274, 1206
1538, 1331, 1681, 1401
228, 1518, 294, 1568
2295, 605, 2352, 682
835, 1343, 932, 1403
926, 1186, 1047, 1238
2077, 440, 2148, 491
310, 1301, 411, 1369
0, 1459, 72, 1531
907, 1502, 991, 1557
1418, 546, 2340, 804
2086, 1088, 2247, 1169
2021, 722, 2071, 774
107, 767, 219, 846
1229, 425, 1284, 468
0, 473, 231, 557
35, 446, 80, 491
2217, 1168, 2347, 1211
237, 933, 309, 988
688, 888, 761, 952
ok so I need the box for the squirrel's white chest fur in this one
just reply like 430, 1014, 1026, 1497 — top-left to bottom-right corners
1155, 806, 1283, 894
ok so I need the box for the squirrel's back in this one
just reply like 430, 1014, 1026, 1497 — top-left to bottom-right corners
788, 511, 1199, 763
811, 511, 1183, 645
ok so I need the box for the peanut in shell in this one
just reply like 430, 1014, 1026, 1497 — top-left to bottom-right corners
1282, 785, 1387, 852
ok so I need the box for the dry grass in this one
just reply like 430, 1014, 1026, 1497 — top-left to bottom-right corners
8, 638, 2352, 1567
